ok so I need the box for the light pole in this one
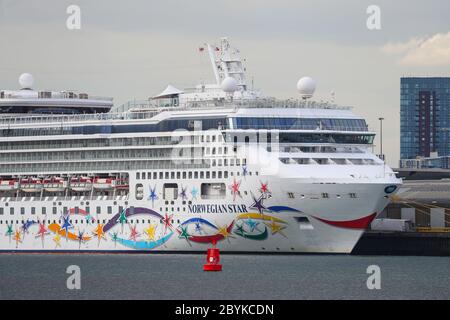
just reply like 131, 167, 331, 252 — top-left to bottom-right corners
379, 117, 384, 161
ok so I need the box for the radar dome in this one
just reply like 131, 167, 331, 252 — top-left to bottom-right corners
19, 73, 34, 90
297, 76, 316, 99
221, 76, 238, 93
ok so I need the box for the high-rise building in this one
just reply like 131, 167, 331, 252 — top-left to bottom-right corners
400, 77, 450, 169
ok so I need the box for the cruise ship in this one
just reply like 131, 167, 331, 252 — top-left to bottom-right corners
0, 38, 401, 253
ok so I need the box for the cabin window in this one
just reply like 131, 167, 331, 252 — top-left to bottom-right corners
201, 183, 226, 199
136, 172, 140, 180
163, 183, 178, 201
135, 183, 144, 200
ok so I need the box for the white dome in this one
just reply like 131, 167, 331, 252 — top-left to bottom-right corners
221, 76, 238, 93
297, 76, 316, 99
19, 73, 34, 89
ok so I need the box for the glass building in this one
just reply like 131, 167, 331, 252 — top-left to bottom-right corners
400, 77, 450, 168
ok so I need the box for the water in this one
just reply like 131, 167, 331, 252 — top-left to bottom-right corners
0, 254, 449, 300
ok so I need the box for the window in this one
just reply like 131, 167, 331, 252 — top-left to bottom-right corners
42, 207, 47, 215
201, 183, 226, 199
107, 206, 112, 214
288, 192, 295, 199
349, 193, 357, 198
9, 208, 13, 215
136, 183, 144, 200
0, 208, 3, 215
136, 172, 140, 180
142, 172, 146, 179
31, 207, 36, 215
21, 207, 25, 215
321, 193, 329, 199
53, 207, 57, 215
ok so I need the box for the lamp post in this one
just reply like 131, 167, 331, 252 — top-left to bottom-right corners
378, 117, 384, 161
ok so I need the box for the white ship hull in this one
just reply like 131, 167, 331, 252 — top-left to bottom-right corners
0, 173, 399, 253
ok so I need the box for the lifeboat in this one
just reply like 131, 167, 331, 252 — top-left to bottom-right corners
43, 177, 68, 192
93, 177, 116, 190
0, 179, 19, 191
70, 176, 93, 192
20, 178, 43, 193
115, 179, 130, 190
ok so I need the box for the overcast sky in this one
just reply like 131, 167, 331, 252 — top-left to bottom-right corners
0, 0, 449, 166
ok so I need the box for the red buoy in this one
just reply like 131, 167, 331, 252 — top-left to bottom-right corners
203, 239, 222, 271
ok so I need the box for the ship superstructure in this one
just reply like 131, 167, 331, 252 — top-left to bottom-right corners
0, 38, 401, 253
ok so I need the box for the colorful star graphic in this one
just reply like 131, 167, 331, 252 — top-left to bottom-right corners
265, 219, 287, 237
162, 213, 174, 234
148, 185, 158, 206
260, 181, 271, 195
117, 208, 128, 231
85, 214, 95, 224
245, 219, 259, 232
242, 166, 248, 177
14, 229, 22, 247
21, 219, 36, 235
93, 223, 106, 243
179, 186, 188, 200
217, 224, 233, 239
77, 230, 85, 247
234, 222, 245, 236
144, 224, 157, 242
54, 234, 62, 248
250, 194, 267, 215
36, 222, 48, 240
5, 223, 13, 237
229, 179, 241, 201
191, 187, 199, 200
129, 224, 140, 242
178, 225, 190, 242
61, 215, 73, 237
110, 232, 119, 247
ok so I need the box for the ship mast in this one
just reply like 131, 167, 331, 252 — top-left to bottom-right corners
205, 37, 248, 91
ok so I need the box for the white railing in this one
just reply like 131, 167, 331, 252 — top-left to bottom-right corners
0, 98, 352, 126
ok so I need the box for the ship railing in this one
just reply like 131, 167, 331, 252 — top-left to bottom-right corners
0, 195, 129, 202
0, 98, 353, 126
0, 92, 113, 102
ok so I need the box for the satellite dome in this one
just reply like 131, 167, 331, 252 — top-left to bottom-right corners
19, 73, 34, 90
221, 76, 238, 93
297, 76, 316, 99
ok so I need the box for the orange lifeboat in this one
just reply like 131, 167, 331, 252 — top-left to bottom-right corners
70, 176, 93, 192
20, 177, 43, 193
43, 177, 68, 192
93, 177, 116, 190
0, 179, 19, 191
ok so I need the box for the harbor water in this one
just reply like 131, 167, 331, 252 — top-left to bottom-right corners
0, 253, 449, 300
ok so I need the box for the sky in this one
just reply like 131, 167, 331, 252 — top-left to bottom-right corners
0, 0, 449, 167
